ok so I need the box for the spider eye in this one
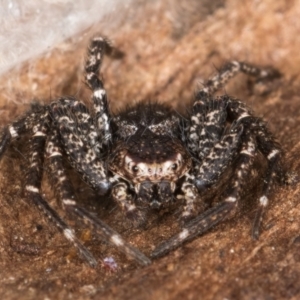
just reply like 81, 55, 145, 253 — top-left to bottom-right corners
132, 165, 139, 173
171, 163, 178, 171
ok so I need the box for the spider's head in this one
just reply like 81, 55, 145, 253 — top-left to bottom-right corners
109, 134, 192, 208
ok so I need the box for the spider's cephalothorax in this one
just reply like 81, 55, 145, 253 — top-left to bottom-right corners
0, 36, 284, 267
109, 102, 192, 210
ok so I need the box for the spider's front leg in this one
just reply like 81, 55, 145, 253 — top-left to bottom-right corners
45, 129, 151, 266
153, 92, 283, 258
20, 109, 100, 267
183, 60, 282, 219
152, 128, 256, 258
152, 62, 282, 258
179, 121, 243, 223
50, 36, 121, 194
50, 99, 111, 194
183, 90, 243, 221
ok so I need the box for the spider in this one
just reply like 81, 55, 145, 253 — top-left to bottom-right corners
0, 36, 284, 267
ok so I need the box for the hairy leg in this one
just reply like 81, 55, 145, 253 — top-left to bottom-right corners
188, 93, 227, 158
50, 98, 110, 194
225, 96, 284, 238
45, 129, 151, 266
0, 104, 44, 159
85, 36, 115, 145
152, 131, 256, 258
20, 110, 98, 266
200, 60, 280, 95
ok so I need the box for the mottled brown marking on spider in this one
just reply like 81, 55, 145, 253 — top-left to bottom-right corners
0, 36, 284, 267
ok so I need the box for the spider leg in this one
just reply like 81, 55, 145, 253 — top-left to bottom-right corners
251, 148, 281, 239
181, 121, 243, 221
50, 99, 111, 194
45, 129, 151, 266
200, 61, 280, 95
55, 98, 103, 155
188, 92, 227, 158
187, 60, 280, 154
21, 110, 98, 267
194, 121, 243, 191
225, 96, 283, 238
152, 131, 256, 258
250, 118, 282, 239
0, 109, 41, 159
85, 36, 113, 145
185, 90, 244, 220
0, 127, 12, 159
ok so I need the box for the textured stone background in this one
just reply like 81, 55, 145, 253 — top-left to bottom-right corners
0, 0, 300, 299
